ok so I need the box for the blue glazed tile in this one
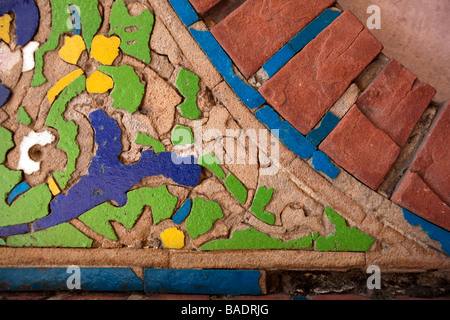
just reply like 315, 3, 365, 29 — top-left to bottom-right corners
168, 0, 198, 27
255, 106, 316, 160
402, 209, 450, 255
7, 181, 31, 205
263, 9, 341, 78
144, 269, 262, 295
312, 151, 340, 179
173, 199, 192, 225
0, 223, 30, 237
0, 84, 11, 107
0, 268, 143, 291
306, 112, 340, 146
0, 0, 40, 46
292, 296, 308, 301
263, 45, 296, 79
190, 29, 266, 109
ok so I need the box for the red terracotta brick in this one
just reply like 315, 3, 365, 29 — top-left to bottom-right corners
356, 60, 436, 146
189, 0, 222, 14
392, 103, 450, 231
320, 105, 401, 190
260, 11, 383, 135
211, 0, 336, 78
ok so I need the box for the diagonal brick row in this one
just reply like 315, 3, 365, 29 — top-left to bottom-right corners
260, 10, 383, 136
211, 0, 336, 78
392, 103, 450, 231
321, 60, 436, 190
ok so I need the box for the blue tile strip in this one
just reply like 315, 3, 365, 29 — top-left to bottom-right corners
144, 269, 262, 295
263, 9, 341, 78
306, 112, 340, 146
0, 84, 11, 107
402, 209, 450, 255
190, 29, 266, 109
7, 181, 31, 205
173, 199, 192, 224
0, 268, 143, 291
312, 151, 340, 179
255, 106, 316, 160
168, 0, 198, 27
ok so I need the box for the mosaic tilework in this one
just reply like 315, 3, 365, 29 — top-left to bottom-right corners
0, 0, 448, 293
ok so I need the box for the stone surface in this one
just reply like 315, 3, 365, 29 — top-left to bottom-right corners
260, 11, 383, 135
0, 0, 448, 284
356, 60, 436, 146
144, 269, 262, 295
211, 0, 336, 78
392, 104, 450, 231
320, 105, 401, 190
188, 0, 221, 14
250, 187, 276, 225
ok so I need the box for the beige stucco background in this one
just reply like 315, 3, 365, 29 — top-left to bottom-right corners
337, 0, 450, 103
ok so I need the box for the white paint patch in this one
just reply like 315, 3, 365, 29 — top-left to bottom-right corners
22, 41, 40, 72
17, 130, 55, 175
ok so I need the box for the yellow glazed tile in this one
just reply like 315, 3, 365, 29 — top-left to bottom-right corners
86, 71, 114, 94
0, 14, 12, 44
47, 69, 84, 104
90, 35, 121, 66
160, 228, 185, 249
48, 177, 61, 196
58, 35, 86, 65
